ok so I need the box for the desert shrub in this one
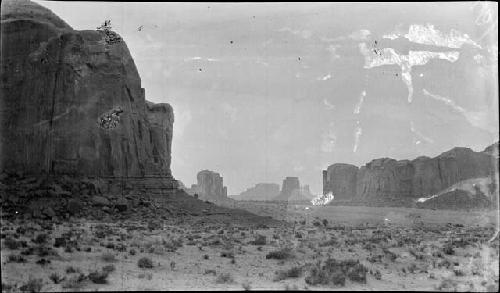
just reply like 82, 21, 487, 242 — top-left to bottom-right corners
36, 258, 51, 266
443, 244, 455, 255
305, 258, 368, 287
319, 238, 337, 247
2, 282, 15, 293
251, 234, 266, 245
436, 278, 458, 291
19, 278, 43, 293
129, 249, 136, 255
33, 233, 49, 245
138, 257, 154, 269
216, 273, 234, 284
66, 266, 79, 274
101, 252, 117, 262
305, 264, 335, 286
138, 272, 153, 280
220, 251, 234, 258
3, 238, 21, 250
163, 238, 183, 252
88, 270, 109, 284
49, 273, 64, 284
274, 266, 303, 281
242, 281, 252, 291
7, 254, 26, 263
62, 274, 87, 289
203, 254, 209, 260
322, 219, 328, 226
204, 269, 217, 275
266, 248, 294, 260
103, 264, 116, 273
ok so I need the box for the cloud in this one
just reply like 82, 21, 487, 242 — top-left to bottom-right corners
323, 99, 335, 110
317, 74, 332, 81
321, 29, 371, 43
382, 33, 399, 40
422, 89, 493, 131
353, 90, 366, 114
349, 29, 371, 41
320, 122, 336, 153
353, 122, 362, 153
221, 102, 238, 122
184, 56, 220, 62
256, 60, 269, 67
359, 42, 460, 103
277, 27, 312, 39
410, 121, 434, 144
326, 44, 341, 60
383, 23, 481, 49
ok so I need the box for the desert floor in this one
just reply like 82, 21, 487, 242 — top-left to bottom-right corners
1, 204, 499, 291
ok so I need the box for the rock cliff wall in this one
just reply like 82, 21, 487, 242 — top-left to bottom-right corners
323, 144, 498, 204
0, 0, 175, 188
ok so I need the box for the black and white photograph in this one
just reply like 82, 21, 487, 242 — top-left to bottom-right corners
0, 1, 499, 291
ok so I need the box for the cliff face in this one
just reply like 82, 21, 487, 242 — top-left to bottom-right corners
0, 0, 175, 183
190, 170, 228, 202
323, 144, 498, 204
274, 177, 312, 202
323, 164, 358, 200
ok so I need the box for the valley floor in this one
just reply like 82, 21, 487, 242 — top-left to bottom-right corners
1, 205, 499, 291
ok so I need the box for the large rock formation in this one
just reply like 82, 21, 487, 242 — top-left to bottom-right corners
323, 143, 498, 207
188, 170, 228, 202
274, 177, 312, 202
0, 0, 177, 192
323, 164, 358, 200
235, 183, 280, 201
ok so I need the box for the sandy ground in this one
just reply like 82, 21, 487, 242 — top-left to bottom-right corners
1, 204, 499, 291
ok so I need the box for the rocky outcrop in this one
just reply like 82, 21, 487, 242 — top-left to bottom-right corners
323, 164, 358, 200
0, 0, 176, 190
189, 170, 228, 202
323, 143, 498, 207
274, 177, 312, 202
235, 183, 280, 201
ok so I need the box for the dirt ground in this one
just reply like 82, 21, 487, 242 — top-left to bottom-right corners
1, 204, 499, 291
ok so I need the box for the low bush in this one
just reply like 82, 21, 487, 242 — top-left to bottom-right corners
138, 257, 154, 269
266, 248, 294, 260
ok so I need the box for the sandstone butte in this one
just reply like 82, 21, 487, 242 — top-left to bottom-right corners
1, 0, 177, 194
323, 144, 499, 207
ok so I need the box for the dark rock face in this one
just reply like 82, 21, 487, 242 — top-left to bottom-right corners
236, 183, 280, 201
323, 144, 498, 206
189, 170, 228, 202
278, 177, 300, 199
323, 164, 358, 200
0, 0, 175, 185
273, 177, 312, 202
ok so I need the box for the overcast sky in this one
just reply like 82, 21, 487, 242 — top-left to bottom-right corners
35, 1, 498, 195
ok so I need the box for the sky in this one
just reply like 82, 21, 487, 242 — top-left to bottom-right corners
34, 1, 498, 195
